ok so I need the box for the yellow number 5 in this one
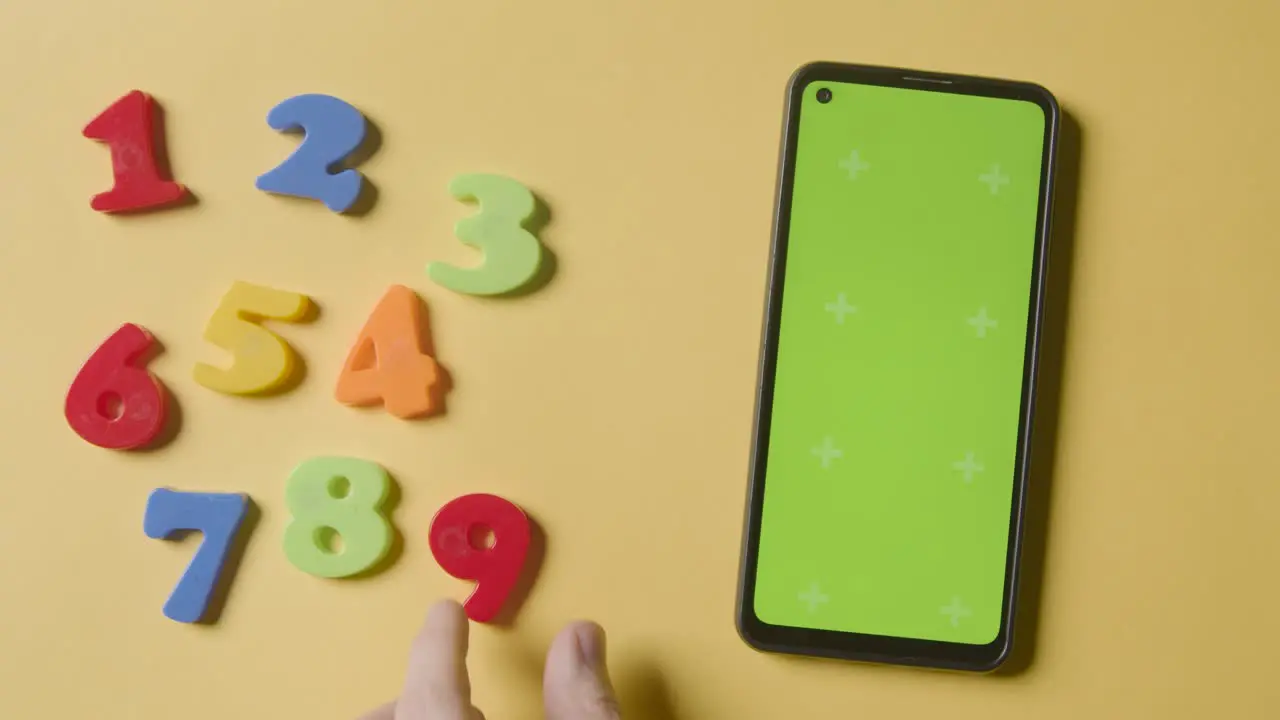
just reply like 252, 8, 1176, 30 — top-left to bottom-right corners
194, 281, 312, 395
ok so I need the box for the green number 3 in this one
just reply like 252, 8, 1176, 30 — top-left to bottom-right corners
428, 174, 543, 296
283, 456, 394, 578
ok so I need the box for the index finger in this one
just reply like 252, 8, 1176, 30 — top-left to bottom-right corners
396, 599, 474, 720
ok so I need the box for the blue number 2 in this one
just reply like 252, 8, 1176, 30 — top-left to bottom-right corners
144, 489, 251, 624
255, 94, 368, 213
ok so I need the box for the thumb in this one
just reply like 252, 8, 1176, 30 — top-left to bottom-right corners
544, 621, 621, 720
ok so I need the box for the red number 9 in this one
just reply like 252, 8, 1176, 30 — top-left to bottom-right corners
429, 493, 531, 622
64, 323, 168, 450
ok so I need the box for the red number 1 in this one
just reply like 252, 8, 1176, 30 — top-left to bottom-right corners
429, 494, 531, 622
83, 90, 187, 213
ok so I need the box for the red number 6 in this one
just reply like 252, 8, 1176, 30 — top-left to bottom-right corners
429, 493, 531, 622
64, 324, 169, 450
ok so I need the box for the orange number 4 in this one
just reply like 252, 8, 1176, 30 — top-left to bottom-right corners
335, 285, 444, 419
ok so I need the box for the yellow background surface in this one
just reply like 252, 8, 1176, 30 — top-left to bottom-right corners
1, 1, 1277, 717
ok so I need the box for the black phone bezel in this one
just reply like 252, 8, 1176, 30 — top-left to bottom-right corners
735, 61, 1061, 672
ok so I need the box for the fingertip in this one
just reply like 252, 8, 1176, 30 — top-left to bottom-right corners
425, 597, 467, 626
399, 598, 473, 716
570, 621, 607, 670
545, 620, 620, 720
415, 599, 467, 644
545, 621, 585, 674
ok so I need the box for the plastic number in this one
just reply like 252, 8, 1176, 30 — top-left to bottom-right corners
65, 323, 168, 450
283, 457, 394, 578
335, 285, 442, 419
429, 493, 531, 622
83, 90, 187, 213
255, 94, 369, 213
144, 489, 251, 624
428, 174, 544, 296
193, 281, 311, 395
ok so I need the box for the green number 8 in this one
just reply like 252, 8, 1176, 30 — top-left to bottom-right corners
283, 456, 394, 578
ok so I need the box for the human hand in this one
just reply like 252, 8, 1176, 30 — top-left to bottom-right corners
360, 599, 621, 720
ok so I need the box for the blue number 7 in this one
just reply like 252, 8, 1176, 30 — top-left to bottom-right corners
144, 489, 251, 624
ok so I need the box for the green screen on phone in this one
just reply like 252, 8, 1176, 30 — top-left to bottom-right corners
753, 80, 1048, 645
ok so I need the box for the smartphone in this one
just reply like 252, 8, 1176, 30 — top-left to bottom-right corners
736, 62, 1059, 671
